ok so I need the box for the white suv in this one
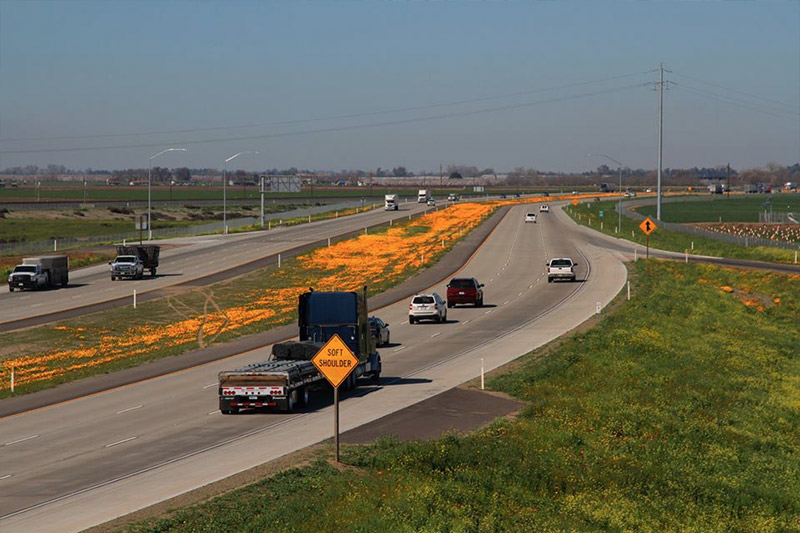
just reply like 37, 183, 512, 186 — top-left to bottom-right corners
546, 258, 577, 283
409, 293, 447, 324
539, 204, 550, 213
525, 213, 537, 223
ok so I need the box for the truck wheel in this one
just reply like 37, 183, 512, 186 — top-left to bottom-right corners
8, 287, 13, 292
447, 301, 453, 308
111, 276, 116, 281
297, 387, 309, 408
286, 389, 297, 412
151, 267, 157, 277
476, 298, 483, 307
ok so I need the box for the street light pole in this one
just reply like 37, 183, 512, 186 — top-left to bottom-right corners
588, 154, 624, 232
223, 151, 259, 235
148, 148, 187, 240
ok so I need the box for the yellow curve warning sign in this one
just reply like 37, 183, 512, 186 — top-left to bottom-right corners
311, 334, 359, 388
639, 217, 657, 236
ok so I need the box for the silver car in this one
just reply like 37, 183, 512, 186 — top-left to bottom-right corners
409, 293, 447, 324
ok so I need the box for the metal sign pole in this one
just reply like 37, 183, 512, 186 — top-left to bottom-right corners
334, 385, 340, 462
646, 235, 650, 259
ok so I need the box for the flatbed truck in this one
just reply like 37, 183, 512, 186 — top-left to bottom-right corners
218, 289, 381, 413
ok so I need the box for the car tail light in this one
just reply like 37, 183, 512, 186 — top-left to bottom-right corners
409, 304, 413, 309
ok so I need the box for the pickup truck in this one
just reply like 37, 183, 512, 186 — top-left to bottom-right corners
7, 256, 69, 291
110, 255, 144, 280
546, 258, 577, 283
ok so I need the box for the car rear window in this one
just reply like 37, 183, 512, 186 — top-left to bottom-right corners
448, 279, 475, 288
527, 213, 536, 217
412, 296, 434, 304
550, 259, 572, 267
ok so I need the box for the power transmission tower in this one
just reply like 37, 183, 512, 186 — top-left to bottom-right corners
648, 63, 675, 220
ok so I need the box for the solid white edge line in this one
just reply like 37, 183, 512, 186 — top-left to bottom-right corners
4, 435, 39, 446
105, 436, 138, 448
393, 346, 406, 352
116, 405, 143, 415
202, 383, 217, 389
431, 332, 441, 337
207, 410, 221, 416
0, 474, 11, 480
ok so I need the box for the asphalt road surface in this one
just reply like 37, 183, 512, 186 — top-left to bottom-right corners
0, 201, 433, 331
0, 202, 629, 531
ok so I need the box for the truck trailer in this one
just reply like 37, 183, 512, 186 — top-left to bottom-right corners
7, 256, 69, 291
218, 289, 381, 413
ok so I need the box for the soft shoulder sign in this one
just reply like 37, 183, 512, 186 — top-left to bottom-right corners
311, 334, 359, 388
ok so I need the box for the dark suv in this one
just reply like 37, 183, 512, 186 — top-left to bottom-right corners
446, 277, 484, 308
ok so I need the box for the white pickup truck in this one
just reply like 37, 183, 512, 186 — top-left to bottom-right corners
110, 255, 144, 280
546, 258, 577, 283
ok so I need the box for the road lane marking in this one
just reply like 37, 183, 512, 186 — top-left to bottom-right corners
203, 382, 217, 389
207, 410, 221, 416
400, 320, 408, 325
116, 405, 143, 415
431, 332, 441, 337
394, 346, 406, 352
503, 300, 509, 305
105, 436, 138, 448
463, 320, 470, 324
5, 435, 39, 446
518, 292, 523, 296
0, 474, 11, 480
484, 309, 493, 314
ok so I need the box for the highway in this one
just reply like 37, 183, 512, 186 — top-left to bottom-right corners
0, 202, 628, 531
0, 201, 433, 330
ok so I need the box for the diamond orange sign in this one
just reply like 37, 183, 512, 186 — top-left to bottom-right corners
572, 199, 579, 206
639, 217, 657, 236
311, 334, 359, 388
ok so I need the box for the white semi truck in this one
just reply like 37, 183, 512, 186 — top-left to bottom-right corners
417, 189, 430, 203
384, 194, 398, 210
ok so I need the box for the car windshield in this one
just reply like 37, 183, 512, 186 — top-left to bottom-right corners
115, 256, 137, 263
449, 279, 475, 288
13, 265, 36, 273
550, 259, 572, 267
412, 296, 434, 304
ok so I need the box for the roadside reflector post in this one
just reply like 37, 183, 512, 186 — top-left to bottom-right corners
480, 358, 485, 390
600, 221, 603, 230
54, 239, 57, 252
795, 250, 798, 264
10, 365, 14, 394
268, 221, 271, 230
441, 238, 445, 248
278, 254, 281, 269
390, 219, 393, 226
691, 241, 694, 250
421, 253, 424, 264
631, 230, 635, 238
634, 248, 638, 262
627, 281, 631, 300
596, 301, 601, 314
685, 250, 688, 263
335, 211, 338, 218
615, 226, 618, 234
327, 237, 331, 247
311, 334, 358, 464
133, 289, 137, 309
308, 214, 312, 223
745, 237, 749, 247
365, 227, 368, 234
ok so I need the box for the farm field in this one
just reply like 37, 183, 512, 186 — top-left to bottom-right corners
566, 201, 798, 264
128, 261, 800, 532
637, 194, 800, 223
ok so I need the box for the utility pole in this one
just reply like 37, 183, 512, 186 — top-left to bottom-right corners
726, 164, 731, 198
656, 63, 664, 220
439, 163, 443, 195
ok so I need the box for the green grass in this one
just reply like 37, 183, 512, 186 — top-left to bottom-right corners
0, 217, 195, 244
130, 261, 800, 532
566, 201, 798, 264
637, 194, 800, 223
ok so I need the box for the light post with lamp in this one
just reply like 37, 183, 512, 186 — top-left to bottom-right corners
223, 151, 259, 234
148, 148, 187, 240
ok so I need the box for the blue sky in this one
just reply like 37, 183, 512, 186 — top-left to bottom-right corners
1, 0, 798, 172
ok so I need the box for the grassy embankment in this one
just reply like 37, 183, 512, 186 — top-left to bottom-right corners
129, 260, 800, 532
566, 200, 798, 264
0, 203, 494, 397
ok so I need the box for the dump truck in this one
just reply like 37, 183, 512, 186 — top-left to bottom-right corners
218, 289, 382, 414
114, 245, 160, 277
7, 256, 69, 291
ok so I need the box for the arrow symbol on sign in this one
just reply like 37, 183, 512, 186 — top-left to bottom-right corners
646, 221, 651, 231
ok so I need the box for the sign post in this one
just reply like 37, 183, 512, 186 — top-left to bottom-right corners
639, 217, 657, 258
311, 334, 359, 463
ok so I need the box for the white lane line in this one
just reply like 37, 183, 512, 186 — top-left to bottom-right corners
105, 288, 115, 292
207, 410, 221, 416
394, 346, 406, 352
518, 292, 524, 296
31, 303, 42, 308
0, 474, 11, 480
431, 332, 441, 338
400, 320, 408, 325
484, 309, 493, 314
19, 296, 30, 300
116, 405, 143, 415
4, 435, 39, 446
503, 300, 509, 305
71, 295, 82, 299
105, 436, 138, 448
463, 320, 470, 324
203, 382, 217, 389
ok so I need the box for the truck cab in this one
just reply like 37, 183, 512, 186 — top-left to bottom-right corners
417, 189, 429, 203
8, 255, 69, 291
8, 264, 47, 291
110, 255, 144, 280
384, 194, 398, 211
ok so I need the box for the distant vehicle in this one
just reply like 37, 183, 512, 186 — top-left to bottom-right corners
785, 182, 798, 191
417, 189, 430, 203
384, 194, 398, 211
600, 183, 615, 193
368, 316, 390, 346
427, 198, 436, 206
218, 289, 381, 413
645, 188, 653, 193
624, 190, 637, 198
514, 193, 521, 198
110, 255, 144, 280
525, 213, 537, 223
499, 194, 507, 199
446, 277, 484, 308
8, 256, 69, 292
409, 293, 447, 323
447, 193, 458, 201
546, 258, 577, 283
746, 184, 759, 193
540, 204, 550, 213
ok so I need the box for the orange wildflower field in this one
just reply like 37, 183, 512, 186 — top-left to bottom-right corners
0, 194, 607, 396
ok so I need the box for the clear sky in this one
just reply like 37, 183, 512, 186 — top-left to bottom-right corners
1, 0, 798, 173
